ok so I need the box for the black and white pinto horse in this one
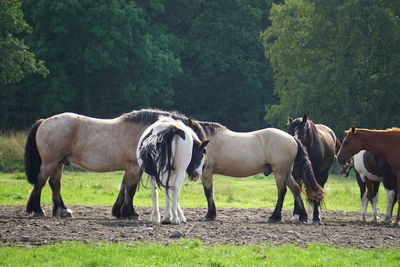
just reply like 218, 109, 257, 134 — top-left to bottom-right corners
341, 150, 396, 223
287, 115, 339, 224
137, 117, 208, 224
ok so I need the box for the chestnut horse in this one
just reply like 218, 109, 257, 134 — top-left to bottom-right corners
24, 109, 206, 218
341, 150, 396, 222
287, 115, 339, 224
337, 127, 400, 224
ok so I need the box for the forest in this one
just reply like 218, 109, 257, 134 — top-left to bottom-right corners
1, 0, 399, 136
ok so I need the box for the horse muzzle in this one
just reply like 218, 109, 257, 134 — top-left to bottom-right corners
189, 172, 201, 181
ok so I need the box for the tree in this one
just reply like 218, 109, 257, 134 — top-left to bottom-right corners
163, 0, 277, 131
263, 0, 400, 135
0, 0, 48, 84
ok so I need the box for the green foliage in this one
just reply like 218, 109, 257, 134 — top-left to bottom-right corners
164, 0, 276, 130
263, 0, 400, 135
0, 0, 48, 85
0, 241, 399, 266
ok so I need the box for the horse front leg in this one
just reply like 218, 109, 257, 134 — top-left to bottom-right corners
384, 189, 396, 223
200, 168, 216, 221
112, 181, 125, 218
120, 167, 141, 219
49, 163, 72, 217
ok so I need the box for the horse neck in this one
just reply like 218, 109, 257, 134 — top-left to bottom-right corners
357, 131, 398, 158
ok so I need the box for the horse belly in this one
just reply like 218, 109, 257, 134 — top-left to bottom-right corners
214, 160, 264, 177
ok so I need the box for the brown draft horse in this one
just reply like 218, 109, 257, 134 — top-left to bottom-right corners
337, 127, 400, 224
24, 109, 206, 218
287, 115, 340, 224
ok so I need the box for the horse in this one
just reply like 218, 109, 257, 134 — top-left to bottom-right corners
341, 150, 396, 222
337, 127, 400, 224
287, 115, 338, 224
192, 121, 325, 223
24, 109, 206, 218
137, 116, 208, 224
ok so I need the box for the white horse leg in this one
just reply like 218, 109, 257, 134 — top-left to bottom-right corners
360, 192, 368, 222
371, 195, 380, 222
171, 172, 185, 224
161, 187, 172, 223
384, 189, 395, 223
149, 177, 160, 223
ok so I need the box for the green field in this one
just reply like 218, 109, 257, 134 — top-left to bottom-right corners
1, 170, 399, 266
0, 170, 390, 212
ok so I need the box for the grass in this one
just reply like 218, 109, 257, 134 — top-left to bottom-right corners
1, 170, 399, 266
0, 169, 389, 214
0, 131, 25, 172
0, 241, 399, 267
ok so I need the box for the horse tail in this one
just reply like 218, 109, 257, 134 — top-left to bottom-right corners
293, 138, 325, 202
24, 119, 44, 185
139, 126, 185, 189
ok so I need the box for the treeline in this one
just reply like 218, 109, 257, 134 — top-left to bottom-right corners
0, 0, 277, 131
1, 0, 399, 136
264, 0, 400, 135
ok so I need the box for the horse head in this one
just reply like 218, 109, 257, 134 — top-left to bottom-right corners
337, 127, 364, 165
340, 157, 354, 177
186, 140, 209, 181
287, 114, 313, 146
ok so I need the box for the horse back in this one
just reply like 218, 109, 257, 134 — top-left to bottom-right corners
35, 113, 143, 172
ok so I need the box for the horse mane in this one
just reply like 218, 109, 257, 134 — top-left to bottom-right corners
345, 128, 400, 134
122, 108, 207, 141
122, 108, 188, 124
199, 121, 225, 136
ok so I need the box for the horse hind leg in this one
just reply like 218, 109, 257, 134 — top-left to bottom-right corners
26, 163, 56, 216
268, 172, 288, 223
286, 174, 308, 223
49, 163, 72, 217
149, 177, 160, 223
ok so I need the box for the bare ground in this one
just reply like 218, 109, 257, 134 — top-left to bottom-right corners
0, 205, 399, 249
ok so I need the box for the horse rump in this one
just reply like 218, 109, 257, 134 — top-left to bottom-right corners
138, 126, 185, 188
24, 119, 44, 185
293, 138, 325, 202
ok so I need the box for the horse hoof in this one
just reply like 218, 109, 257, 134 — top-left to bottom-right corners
128, 215, 140, 220
268, 216, 281, 223
312, 219, 321, 225
56, 208, 73, 218
161, 220, 171, 225
200, 216, 215, 222
33, 210, 45, 217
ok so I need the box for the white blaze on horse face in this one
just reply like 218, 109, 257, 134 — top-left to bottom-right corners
294, 129, 299, 139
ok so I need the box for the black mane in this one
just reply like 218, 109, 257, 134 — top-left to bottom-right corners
122, 108, 207, 141
122, 108, 188, 124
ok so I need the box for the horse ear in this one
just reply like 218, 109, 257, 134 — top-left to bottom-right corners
351, 126, 356, 133
200, 140, 209, 149
187, 118, 195, 127
287, 116, 293, 125
302, 114, 307, 123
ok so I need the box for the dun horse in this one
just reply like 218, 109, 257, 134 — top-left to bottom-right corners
137, 117, 208, 224
194, 122, 325, 223
287, 115, 339, 224
337, 127, 400, 224
341, 150, 396, 222
24, 109, 206, 218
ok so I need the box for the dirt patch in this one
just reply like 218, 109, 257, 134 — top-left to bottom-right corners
0, 205, 398, 249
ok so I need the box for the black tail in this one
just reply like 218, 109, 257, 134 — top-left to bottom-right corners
293, 138, 325, 202
24, 119, 44, 185
139, 126, 185, 189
